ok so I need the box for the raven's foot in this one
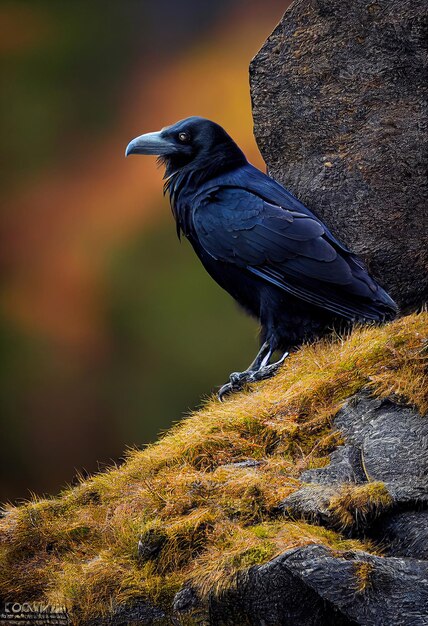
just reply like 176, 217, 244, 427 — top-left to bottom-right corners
218, 352, 289, 401
218, 370, 251, 401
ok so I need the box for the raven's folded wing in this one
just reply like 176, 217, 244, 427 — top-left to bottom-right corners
193, 187, 395, 321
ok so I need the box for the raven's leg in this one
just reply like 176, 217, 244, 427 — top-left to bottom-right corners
218, 343, 288, 401
218, 342, 270, 401
246, 350, 289, 383
246, 341, 272, 371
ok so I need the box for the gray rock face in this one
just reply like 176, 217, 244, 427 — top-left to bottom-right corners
275, 394, 428, 624
281, 546, 428, 626
300, 394, 428, 498
206, 394, 428, 625
282, 393, 428, 526
334, 395, 428, 502
370, 510, 428, 559
250, 0, 428, 313
207, 544, 428, 625
209, 553, 357, 626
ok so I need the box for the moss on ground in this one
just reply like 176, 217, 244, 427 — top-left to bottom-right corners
0, 312, 427, 623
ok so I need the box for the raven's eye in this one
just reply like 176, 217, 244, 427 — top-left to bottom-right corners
178, 132, 190, 143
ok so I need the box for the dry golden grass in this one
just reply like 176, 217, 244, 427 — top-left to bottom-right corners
0, 312, 427, 624
328, 482, 393, 530
353, 561, 374, 593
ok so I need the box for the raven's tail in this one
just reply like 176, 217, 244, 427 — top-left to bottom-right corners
346, 255, 398, 323
361, 285, 398, 322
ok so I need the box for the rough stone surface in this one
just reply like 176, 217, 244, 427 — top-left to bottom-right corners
281, 394, 428, 529
207, 544, 428, 625
370, 510, 428, 559
302, 394, 428, 495
172, 585, 199, 613
250, 0, 428, 313
300, 443, 367, 485
273, 393, 427, 624
282, 545, 428, 626
209, 554, 357, 626
280, 483, 338, 525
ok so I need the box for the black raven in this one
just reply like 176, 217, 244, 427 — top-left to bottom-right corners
126, 117, 397, 399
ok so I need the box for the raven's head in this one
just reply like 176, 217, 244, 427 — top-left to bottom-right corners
125, 117, 246, 178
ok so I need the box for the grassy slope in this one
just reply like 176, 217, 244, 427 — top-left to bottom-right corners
0, 312, 427, 623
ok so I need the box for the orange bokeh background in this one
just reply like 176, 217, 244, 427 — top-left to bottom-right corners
0, 0, 288, 501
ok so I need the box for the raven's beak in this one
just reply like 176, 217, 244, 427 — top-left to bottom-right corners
125, 131, 176, 157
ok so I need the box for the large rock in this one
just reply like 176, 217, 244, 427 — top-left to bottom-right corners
204, 394, 428, 625
208, 546, 428, 626
85, 394, 428, 625
250, 0, 428, 313
281, 393, 428, 537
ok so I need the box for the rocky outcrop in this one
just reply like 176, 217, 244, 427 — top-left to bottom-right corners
190, 394, 428, 625
274, 395, 428, 625
245, 5, 428, 615
250, 0, 428, 313
208, 547, 428, 626
0, 313, 427, 625
87, 388, 428, 625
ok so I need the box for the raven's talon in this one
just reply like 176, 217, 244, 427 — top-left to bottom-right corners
218, 371, 248, 401
218, 382, 233, 402
218, 353, 289, 401
229, 372, 245, 387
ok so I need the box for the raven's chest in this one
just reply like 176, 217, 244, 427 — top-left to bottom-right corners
167, 174, 200, 240
172, 185, 219, 241
174, 198, 195, 239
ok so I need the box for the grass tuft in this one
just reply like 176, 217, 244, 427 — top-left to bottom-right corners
328, 482, 393, 530
353, 561, 374, 593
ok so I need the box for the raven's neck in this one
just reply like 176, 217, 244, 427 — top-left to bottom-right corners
163, 147, 247, 238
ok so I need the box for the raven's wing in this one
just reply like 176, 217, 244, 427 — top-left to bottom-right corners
193, 187, 396, 321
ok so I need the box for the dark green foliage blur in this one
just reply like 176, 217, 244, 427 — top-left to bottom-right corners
104, 220, 257, 444
1, 2, 135, 189
1, 0, 233, 190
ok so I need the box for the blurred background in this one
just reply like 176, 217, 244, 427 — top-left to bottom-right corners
0, 0, 288, 502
